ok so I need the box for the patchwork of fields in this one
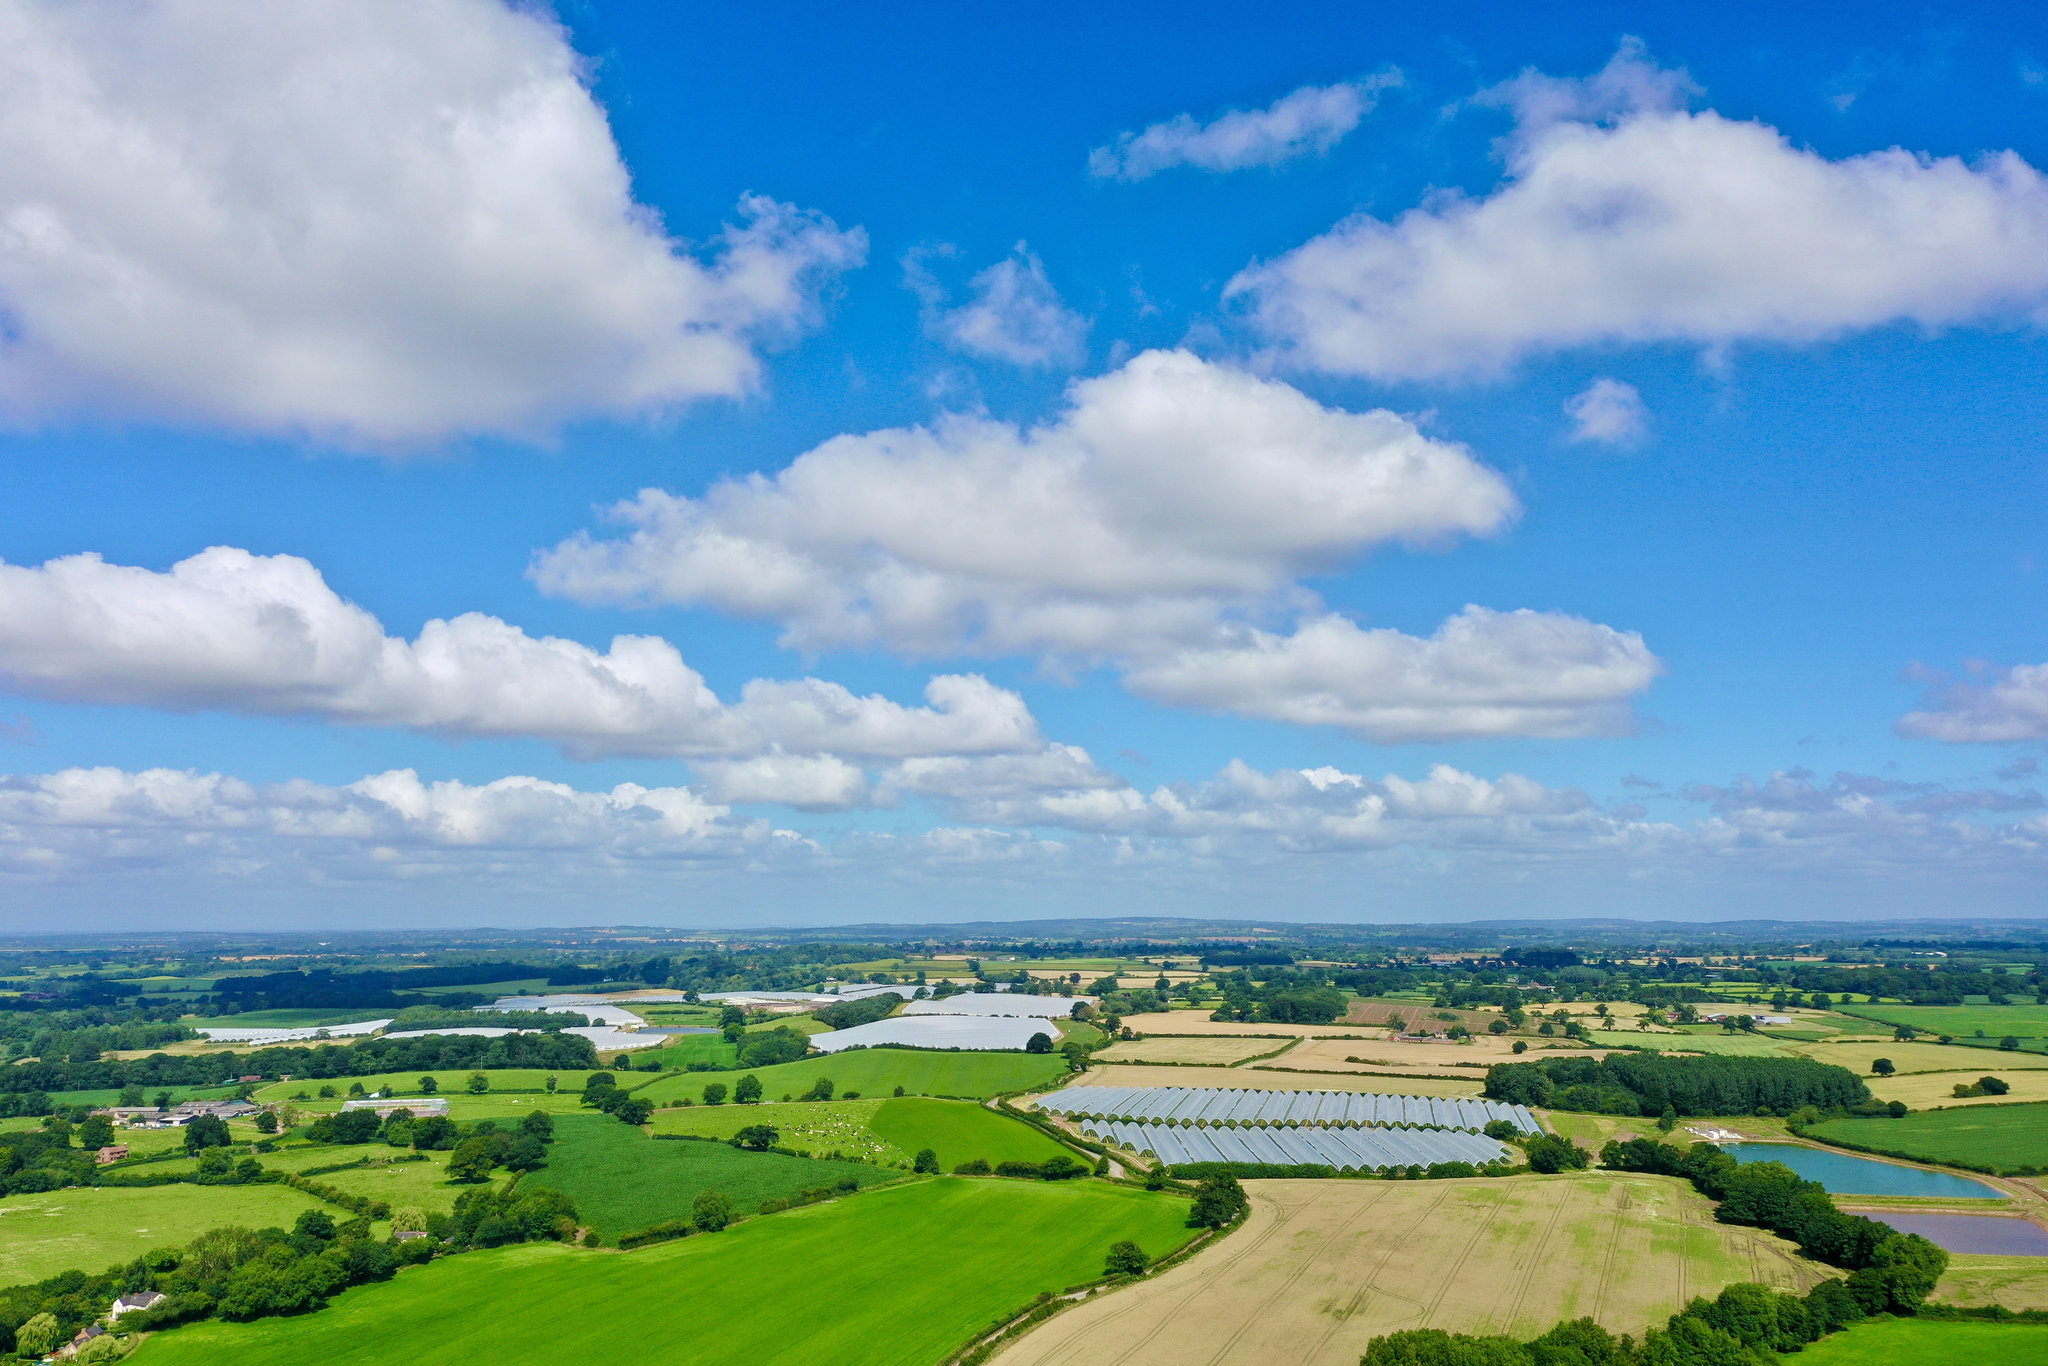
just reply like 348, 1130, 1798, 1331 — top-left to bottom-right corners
635, 1048, 1069, 1104
132, 1179, 1196, 1366
647, 1096, 1071, 1171
990, 1173, 1827, 1366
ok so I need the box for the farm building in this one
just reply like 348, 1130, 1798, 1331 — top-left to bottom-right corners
108, 1290, 165, 1320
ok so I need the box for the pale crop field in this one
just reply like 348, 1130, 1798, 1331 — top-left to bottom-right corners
1113, 1013, 1372, 1038
1095, 1037, 1285, 1065
1934, 1257, 2048, 1312
1278, 1035, 1583, 1077
1075, 1065, 1485, 1098
1786, 1040, 2048, 1075
992, 1173, 1828, 1366
1868, 1071, 2048, 1109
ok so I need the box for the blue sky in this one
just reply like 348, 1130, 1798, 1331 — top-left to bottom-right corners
0, 0, 2045, 928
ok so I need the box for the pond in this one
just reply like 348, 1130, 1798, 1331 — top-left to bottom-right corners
1720, 1142, 2003, 1199
1867, 1212, 2048, 1255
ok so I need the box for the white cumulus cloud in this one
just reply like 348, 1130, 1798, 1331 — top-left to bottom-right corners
1897, 663, 2048, 742
1089, 77, 1396, 180
1564, 379, 1651, 445
0, 765, 797, 882
1228, 42, 2048, 379
1121, 606, 1661, 742
533, 348, 1663, 741
0, 547, 1039, 760
0, 0, 866, 444
911, 244, 1088, 367
535, 349, 1518, 659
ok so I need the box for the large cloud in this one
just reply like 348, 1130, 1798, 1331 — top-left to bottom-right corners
1897, 663, 2048, 742
0, 547, 1038, 760
535, 351, 1519, 659
1228, 43, 2048, 379
535, 349, 1658, 740
0, 0, 865, 444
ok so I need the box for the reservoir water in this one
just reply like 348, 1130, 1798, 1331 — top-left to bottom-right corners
1867, 1213, 2048, 1255
1720, 1142, 2003, 1199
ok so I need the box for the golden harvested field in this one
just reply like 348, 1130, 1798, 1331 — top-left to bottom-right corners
1787, 1040, 2048, 1074
1279, 1035, 1603, 1076
1116, 1013, 1373, 1038
1095, 1037, 1284, 1065
1934, 1258, 2048, 1312
1867, 1071, 2048, 1108
1074, 1065, 1485, 1097
992, 1174, 1826, 1366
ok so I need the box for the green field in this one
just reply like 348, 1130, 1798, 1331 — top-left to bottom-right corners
524, 1114, 892, 1240
47, 1085, 241, 1108
1797, 1318, 2048, 1364
1806, 1102, 2048, 1173
651, 1099, 900, 1162
0, 1182, 333, 1286
135, 1178, 1194, 1366
648, 1097, 1071, 1171
634, 1033, 740, 1069
256, 1068, 624, 1103
255, 1147, 468, 1214
635, 1049, 1068, 1105
1835, 1003, 2048, 1040
867, 1099, 1071, 1170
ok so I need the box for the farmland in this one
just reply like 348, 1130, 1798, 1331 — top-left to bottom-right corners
1865, 1069, 2048, 1108
253, 1068, 622, 1105
1094, 1036, 1285, 1065
0, 1182, 333, 1285
867, 1098, 1072, 1170
634, 1048, 1068, 1105
1833, 1003, 2048, 1040
1935, 1257, 2048, 1312
990, 1173, 1827, 1366
1279, 1034, 1570, 1075
523, 1114, 892, 1240
134, 1179, 1196, 1366
1788, 1040, 2048, 1074
1082, 1063, 1486, 1097
1794, 1317, 2048, 1364
651, 1098, 900, 1162
1805, 1102, 2048, 1173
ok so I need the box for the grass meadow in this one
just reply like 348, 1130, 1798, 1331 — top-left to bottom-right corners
524, 1114, 891, 1240
1788, 1040, 2048, 1074
1805, 1103, 2048, 1172
134, 1178, 1195, 1366
992, 1173, 1827, 1366
0, 1182, 331, 1286
255, 1069, 621, 1105
1795, 1318, 2048, 1364
651, 1099, 900, 1163
866, 1099, 1071, 1170
1833, 1003, 2048, 1040
635, 1048, 1068, 1105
